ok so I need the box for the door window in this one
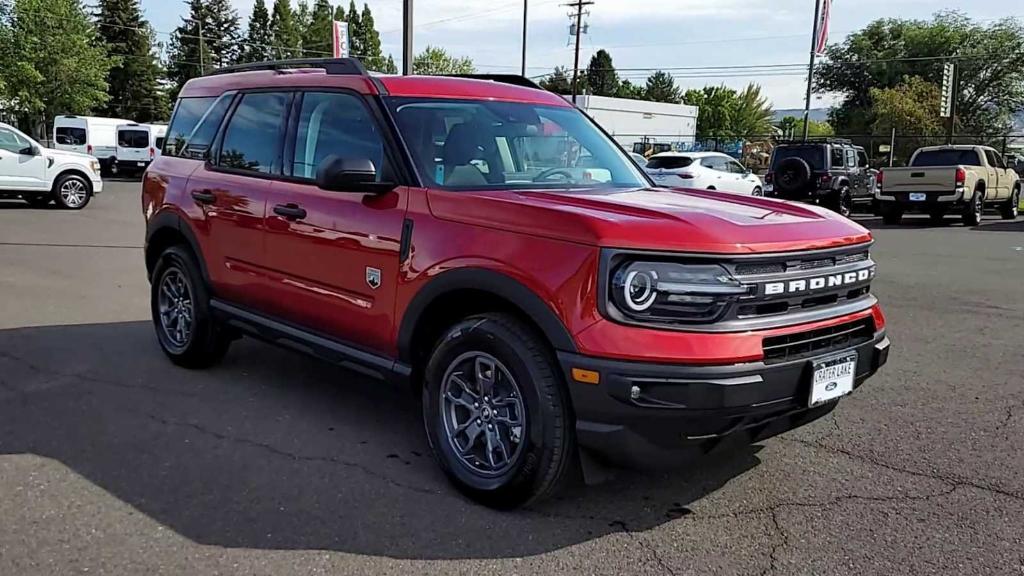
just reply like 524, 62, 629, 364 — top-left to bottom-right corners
726, 160, 747, 174
55, 127, 86, 146
830, 146, 844, 168
166, 94, 233, 158
0, 127, 30, 154
701, 156, 728, 171
218, 92, 288, 174
857, 150, 869, 168
984, 150, 1005, 169
845, 149, 857, 168
118, 129, 149, 148
291, 92, 386, 180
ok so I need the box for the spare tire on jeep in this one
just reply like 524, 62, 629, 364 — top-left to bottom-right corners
776, 157, 812, 195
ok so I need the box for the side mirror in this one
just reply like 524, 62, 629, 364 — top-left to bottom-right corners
315, 155, 395, 194
743, 168, 752, 176
19, 145, 39, 156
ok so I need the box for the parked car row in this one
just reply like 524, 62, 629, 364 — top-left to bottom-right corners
53, 115, 166, 176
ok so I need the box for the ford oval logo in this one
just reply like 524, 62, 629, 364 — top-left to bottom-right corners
825, 382, 838, 392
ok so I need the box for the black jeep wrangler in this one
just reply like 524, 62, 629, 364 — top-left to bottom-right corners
766, 138, 876, 217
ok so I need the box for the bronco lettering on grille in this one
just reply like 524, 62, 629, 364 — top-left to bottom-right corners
763, 267, 874, 296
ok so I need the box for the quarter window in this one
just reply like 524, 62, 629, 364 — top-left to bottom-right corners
292, 92, 385, 180
219, 92, 288, 174
857, 150, 869, 168
846, 149, 857, 168
830, 146, 844, 168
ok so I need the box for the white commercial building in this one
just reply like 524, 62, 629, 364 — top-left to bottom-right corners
570, 94, 699, 155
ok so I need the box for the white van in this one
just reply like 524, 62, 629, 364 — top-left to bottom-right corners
115, 123, 167, 174
53, 115, 132, 174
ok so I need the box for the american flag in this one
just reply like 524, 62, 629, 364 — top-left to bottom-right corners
815, 0, 832, 55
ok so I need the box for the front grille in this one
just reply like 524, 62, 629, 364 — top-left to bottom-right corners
762, 317, 874, 364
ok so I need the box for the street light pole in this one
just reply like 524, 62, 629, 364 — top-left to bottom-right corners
403, 0, 413, 75
521, 0, 528, 76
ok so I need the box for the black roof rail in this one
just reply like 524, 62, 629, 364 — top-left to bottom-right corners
207, 58, 368, 77
444, 74, 543, 91
793, 137, 854, 145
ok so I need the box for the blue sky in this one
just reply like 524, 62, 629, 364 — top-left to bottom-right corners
142, 0, 1016, 108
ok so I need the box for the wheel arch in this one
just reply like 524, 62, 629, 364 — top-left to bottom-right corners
51, 168, 94, 193
397, 268, 578, 372
145, 210, 210, 285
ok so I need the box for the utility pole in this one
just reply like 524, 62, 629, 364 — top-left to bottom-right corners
198, 13, 205, 74
403, 0, 413, 75
566, 0, 593, 104
521, 0, 528, 76
802, 0, 823, 141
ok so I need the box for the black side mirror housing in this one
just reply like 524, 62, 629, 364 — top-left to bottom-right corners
19, 145, 40, 156
315, 155, 395, 194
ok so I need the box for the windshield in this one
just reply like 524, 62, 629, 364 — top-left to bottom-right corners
911, 149, 983, 167
386, 98, 648, 190
771, 146, 825, 170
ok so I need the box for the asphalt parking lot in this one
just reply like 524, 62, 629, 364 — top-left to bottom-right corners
1, 181, 1022, 575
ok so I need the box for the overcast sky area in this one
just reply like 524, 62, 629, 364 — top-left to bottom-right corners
143, 0, 1015, 109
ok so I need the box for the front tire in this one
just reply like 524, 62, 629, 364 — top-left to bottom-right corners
1000, 186, 1020, 220
423, 313, 574, 508
52, 174, 91, 210
151, 245, 230, 368
962, 188, 984, 226
752, 186, 763, 197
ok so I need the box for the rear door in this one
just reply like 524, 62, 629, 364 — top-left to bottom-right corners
184, 91, 289, 310
54, 121, 88, 155
983, 149, 1008, 199
117, 126, 152, 166
261, 90, 408, 353
0, 126, 47, 190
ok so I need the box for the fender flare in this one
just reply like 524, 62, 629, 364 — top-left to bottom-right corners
145, 210, 210, 284
396, 268, 578, 363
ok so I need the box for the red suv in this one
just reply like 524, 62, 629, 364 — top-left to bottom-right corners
143, 59, 890, 508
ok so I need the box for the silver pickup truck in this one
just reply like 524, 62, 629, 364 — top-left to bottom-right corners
877, 145, 1021, 225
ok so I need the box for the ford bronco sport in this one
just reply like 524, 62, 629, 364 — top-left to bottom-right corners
142, 59, 890, 508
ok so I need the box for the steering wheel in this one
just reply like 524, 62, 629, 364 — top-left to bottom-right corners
533, 168, 575, 183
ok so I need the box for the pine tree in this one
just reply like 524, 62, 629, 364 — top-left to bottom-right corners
167, 0, 240, 88
301, 0, 333, 58
295, 0, 312, 35
539, 67, 571, 94
345, 0, 362, 58
241, 0, 273, 62
269, 0, 301, 59
94, 0, 169, 121
204, 0, 241, 66
585, 49, 619, 97
644, 71, 682, 103
358, 3, 391, 72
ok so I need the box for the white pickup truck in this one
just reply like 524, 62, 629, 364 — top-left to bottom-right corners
877, 145, 1020, 225
0, 122, 103, 209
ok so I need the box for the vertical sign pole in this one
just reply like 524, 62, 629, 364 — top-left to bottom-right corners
802, 0, 823, 142
403, 0, 413, 75
521, 0, 528, 76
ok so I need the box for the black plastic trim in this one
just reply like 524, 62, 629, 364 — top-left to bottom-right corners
145, 211, 210, 286
399, 218, 414, 263
207, 57, 369, 77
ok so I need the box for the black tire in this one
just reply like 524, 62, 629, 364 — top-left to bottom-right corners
25, 194, 52, 208
52, 173, 91, 210
423, 313, 574, 509
880, 201, 903, 225
826, 186, 853, 217
1000, 186, 1020, 220
776, 157, 812, 194
150, 245, 230, 369
962, 188, 984, 226
752, 186, 763, 197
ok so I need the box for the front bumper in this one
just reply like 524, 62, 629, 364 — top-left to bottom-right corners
558, 330, 889, 467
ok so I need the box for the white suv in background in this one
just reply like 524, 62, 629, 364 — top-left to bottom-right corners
0, 122, 103, 209
645, 151, 764, 195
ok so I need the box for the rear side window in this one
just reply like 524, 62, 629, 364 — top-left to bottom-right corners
218, 92, 288, 174
292, 92, 385, 180
830, 146, 844, 168
857, 150, 869, 168
845, 149, 857, 168
911, 149, 983, 167
56, 127, 87, 146
119, 129, 149, 148
645, 156, 693, 170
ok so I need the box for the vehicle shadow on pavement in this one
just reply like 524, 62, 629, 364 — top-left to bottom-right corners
971, 219, 1024, 232
0, 321, 762, 560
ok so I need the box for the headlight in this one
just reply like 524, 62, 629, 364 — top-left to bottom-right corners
90, 160, 101, 174
609, 261, 750, 324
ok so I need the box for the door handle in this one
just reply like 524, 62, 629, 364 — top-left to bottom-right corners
273, 203, 307, 220
191, 189, 216, 204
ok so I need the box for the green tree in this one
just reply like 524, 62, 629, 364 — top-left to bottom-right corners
869, 75, 943, 135
241, 0, 273, 62
616, 79, 644, 100
412, 46, 474, 75
295, 0, 311, 37
538, 66, 571, 94
301, 0, 333, 58
0, 0, 113, 133
204, 0, 241, 66
344, 1, 362, 58
358, 3, 393, 72
683, 85, 735, 136
167, 0, 240, 88
94, 0, 169, 121
817, 12, 1024, 135
779, 116, 834, 138
269, 0, 301, 59
585, 49, 619, 97
730, 83, 774, 135
644, 71, 682, 103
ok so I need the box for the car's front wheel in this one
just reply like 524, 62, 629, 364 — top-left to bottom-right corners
52, 173, 91, 210
423, 313, 574, 508
151, 245, 231, 368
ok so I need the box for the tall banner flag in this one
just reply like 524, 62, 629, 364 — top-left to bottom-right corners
332, 21, 350, 58
814, 0, 832, 55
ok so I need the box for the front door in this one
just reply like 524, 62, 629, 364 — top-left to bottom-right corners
0, 127, 47, 191
261, 91, 408, 355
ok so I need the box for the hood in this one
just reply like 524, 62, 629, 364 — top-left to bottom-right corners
44, 147, 96, 162
426, 186, 872, 254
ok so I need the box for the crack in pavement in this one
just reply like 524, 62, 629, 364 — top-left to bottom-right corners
996, 402, 1020, 432
604, 520, 679, 576
145, 412, 453, 500
759, 508, 788, 576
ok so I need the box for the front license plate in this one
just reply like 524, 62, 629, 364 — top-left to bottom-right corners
809, 353, 857, 407
909, 192, 927, 201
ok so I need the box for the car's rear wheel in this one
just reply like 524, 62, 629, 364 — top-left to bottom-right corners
423, 313, 574, 508
1000, 186, 1020, 220
962, 188, 984, 226
826, 186, 852, 217
151, 245, 230, 368
52, 174, 91, 210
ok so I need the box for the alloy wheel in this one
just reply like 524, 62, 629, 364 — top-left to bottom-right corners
157, 269, 194, 349
59, 179, 88, 208
440, 351, 526, 477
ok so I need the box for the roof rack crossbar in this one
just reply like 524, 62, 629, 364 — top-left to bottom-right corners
444, 74, 543, 91
207, 58, 368, 77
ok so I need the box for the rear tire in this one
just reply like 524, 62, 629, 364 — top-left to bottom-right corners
962, 188, 984, 226
151, 245, 230, 369
880, 201, 903, 225
423, 313, 574, 509
1000, 186, 1020, 220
